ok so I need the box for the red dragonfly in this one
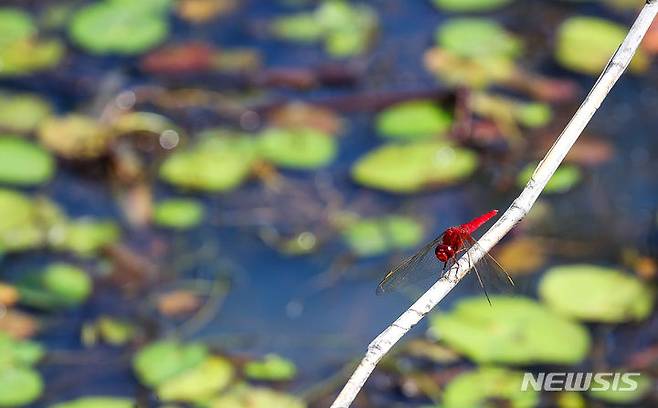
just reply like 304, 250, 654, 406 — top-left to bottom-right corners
376, 210, 514, 303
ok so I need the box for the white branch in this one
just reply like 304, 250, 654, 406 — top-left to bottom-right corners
330, 3, 658, 407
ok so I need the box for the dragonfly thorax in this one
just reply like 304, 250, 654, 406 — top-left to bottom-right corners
435, 227, 466, 262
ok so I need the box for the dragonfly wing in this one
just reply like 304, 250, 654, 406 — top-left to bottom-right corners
376, 234, 444, 295
463, 236, 515, 297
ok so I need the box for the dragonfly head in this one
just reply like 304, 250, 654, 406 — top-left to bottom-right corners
435, 244, 453, 263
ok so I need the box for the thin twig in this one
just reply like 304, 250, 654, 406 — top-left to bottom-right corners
330, 3, 658, 407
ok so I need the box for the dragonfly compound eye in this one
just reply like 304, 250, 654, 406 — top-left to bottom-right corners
435, 245, 451, 262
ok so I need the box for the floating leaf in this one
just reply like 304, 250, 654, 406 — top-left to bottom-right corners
0, 334, 43, 407
375, 100, 452, 140
38, 115, 114, 160
424, 47, 516, 88
157, 356, 233, 402
96, 317, 136, 346
0, 8, 35, 47
430, 296, 590, 364
0, 137, 54, 186
342, 215, 424, 257
556, 17, 648, 75
432, 0, 514, 12
69, 1, 170, 55
133, 341, 208, 387
437, 18, 521, 60
259, 128, 337, 169
0, 366, 43, 407
272, 13, 324, 43
0, 93, 52, 133
517, 162, 581, 194
42, 263, 92, 305
0, 333, 44, 368
50, 219, 120, 256
153, 199, 204, 229
352, 141, 478, 193
0, 39, 64, 76
159, 131, 257, 192
206, 385, 306, 408
0, 190, 63, 253
18, 263, 92, 309
539, 264, 654, 322
272, 0, 378, 57
587, 373, 651, 404
443, 367, 539, 408
244, 354, 297, 381
50, 397, 135, 408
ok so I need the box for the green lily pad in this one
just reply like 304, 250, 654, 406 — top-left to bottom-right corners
18, 263, 92, 310
157, 356, 234, 402
0, 190, 64, 253
556, 17, 648, 75
96, 316, 136, 346
0, 39, 64, 77
0, 8, 35, 47
587, 373, 651, 404
351, 141, 478, 193
437, 18, 521, 60
206, 385, 306, 408
0, 366, 43, 407
42, 263, 92, 305
133, 340, 208, 387
153, 199, 204, 229
432, 0, 515, 12
0, 137, 54, 186
259, 127, 337, 169
430, 296, 590, 364
50, 219, 120, 256
539, 264, 654, 322
517, 163, 581, 194
272, 13, 324, 43
50, 397, 135, 408
69, 1, 170, 55
443, 367, 539, 408
376, 100, 452, 140
0, 333, 44, 368
272, 0, 377, 57
159, 131, 257, 192
38, 115, 115, 160
244, 354, 297, 381
342, 215, 424, 257
0, 93, 52, 133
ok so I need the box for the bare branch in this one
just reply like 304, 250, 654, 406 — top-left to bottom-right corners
330, 3, 658, 407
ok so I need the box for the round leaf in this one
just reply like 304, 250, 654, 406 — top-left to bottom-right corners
244, 354, 297, 381
443, 367, 539, 408
0, 137, 54, 186
50, 397, 135, 408
0, 366, 43, 407
259, 128, 337, 169
432, 0, 514, 12
206, 385, 306, 408
0, 93, 52, 133
69, 2, 169, 55
437, 18, 521, 59
556, 17, 648, 75
156, 356, 233, 402
351, 141, 478, 193
539, 264, 654, 322
42, 263, 92, 306
0, 8, 35, 47
430, 296, 590, 364
153, 199, 204, 229
159, 133, 257, 192
342, 215, 424, 257
375, 100, 452, 140
133, 341, 208, 387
